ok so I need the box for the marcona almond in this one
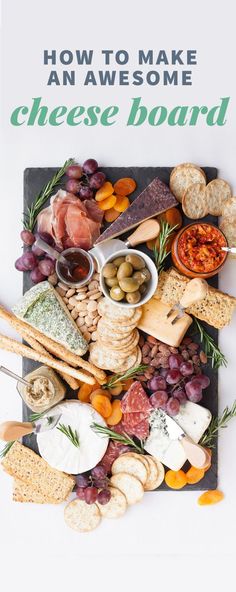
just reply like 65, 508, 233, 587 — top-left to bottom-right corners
66, 288, 76, 298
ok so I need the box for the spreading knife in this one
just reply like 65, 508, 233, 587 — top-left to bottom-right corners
166, 278, 208, 325
0, 414, 62, 441
154, 409, 209, 469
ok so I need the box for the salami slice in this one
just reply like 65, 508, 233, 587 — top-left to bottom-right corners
100, 441, 131, 472
131, 419, 150, 440
123, 411, 148, 429
121, 381, 152, 414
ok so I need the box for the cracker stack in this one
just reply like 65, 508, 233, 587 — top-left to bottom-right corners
89, 298, 142, 373
2, 441, 75, 504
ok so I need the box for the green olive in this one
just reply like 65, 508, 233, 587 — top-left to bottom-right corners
125, 254, 145, 270
110, 286, 125, 301
102, 263, 117, 279
105, 277, 119, 288
132, 271, 146, 285
112, 256, 125, 266
117, 262, 133, 280
126, 290, 141, 304
119, 277, 140, 293
139, 283, 147, 295
139, 267, 151, 282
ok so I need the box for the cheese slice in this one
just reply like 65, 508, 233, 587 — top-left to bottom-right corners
138, 299, 192, 347
144, 402, 212, 470
12, 281, 88, 355
37, 400, 109, 474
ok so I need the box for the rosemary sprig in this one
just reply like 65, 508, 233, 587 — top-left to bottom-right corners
153, 221, 178, 273
23, 158, 74, 231
193, 318, 227, 369
200, 400, 236, 448
0, 441, 15, 458
91, 422, 144, 453
56, 423, 80, 448
29, 411, 46, 422
103, 364, 148, 389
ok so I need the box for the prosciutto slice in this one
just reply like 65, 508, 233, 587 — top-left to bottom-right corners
37, 189, 103, 250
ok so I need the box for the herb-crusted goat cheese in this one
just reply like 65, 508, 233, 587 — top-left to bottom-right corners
12, 281, 88, 355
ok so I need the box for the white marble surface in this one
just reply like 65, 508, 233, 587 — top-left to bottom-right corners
1, 0, 235, 584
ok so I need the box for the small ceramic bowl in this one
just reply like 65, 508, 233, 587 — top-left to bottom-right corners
100, 248, 158, 308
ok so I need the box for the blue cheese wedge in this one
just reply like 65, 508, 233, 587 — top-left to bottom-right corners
12, 281, 88, 355
144, 402, 212, 471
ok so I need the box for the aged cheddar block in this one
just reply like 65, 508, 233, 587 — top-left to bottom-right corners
138, 299, 192, 347
95, 177, 177, 244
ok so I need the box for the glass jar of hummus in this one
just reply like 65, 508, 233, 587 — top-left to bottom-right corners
17, 366, 66, 412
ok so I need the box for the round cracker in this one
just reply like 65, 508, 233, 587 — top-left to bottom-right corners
98, 298, 136, 320
110, 472, 144, 505
89, 343, 138, 372
64, 499, 101, 532
124, 452, 150, 480
143, 456, 165, 490
170, 163, 206, 202
97, 319, 136, 340
111, 453, 148, 485
97, 486, 127, 518
206, 179, 232, 216
101, 329, 139, 351
219, 215, 236, 258
221, 196, 236, 217
182, 183, 208, 219
108, 347, 140, 373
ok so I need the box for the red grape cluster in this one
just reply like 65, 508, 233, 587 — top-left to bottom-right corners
15, 231, 57, 284
76, 465, 111, 505
65, 159, 106, 200
147, 353, 210, 416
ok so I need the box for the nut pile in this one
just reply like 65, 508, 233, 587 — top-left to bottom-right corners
138, 334, 207, 382
55, 273, 102, 343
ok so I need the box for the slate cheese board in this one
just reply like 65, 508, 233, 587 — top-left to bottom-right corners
22, 166, 218, 490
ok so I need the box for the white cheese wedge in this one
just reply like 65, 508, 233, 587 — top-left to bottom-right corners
37, 400, 109, 474
144, 402, 212, 471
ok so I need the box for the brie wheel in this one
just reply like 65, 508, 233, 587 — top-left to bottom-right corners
37, 400, 109, 474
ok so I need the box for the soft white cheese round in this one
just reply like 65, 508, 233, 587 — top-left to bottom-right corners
37, 400, 109, 474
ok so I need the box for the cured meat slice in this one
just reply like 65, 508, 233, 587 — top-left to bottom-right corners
123, 411, 148, 428
131, 419, 150, 440
84, 199, 104, 223
95, 177, 177, 244
37, 190, 102, 250
100, 441, 131, 473
120, 381, 152, 414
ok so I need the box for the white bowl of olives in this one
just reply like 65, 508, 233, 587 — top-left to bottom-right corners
100, 248, 158, 308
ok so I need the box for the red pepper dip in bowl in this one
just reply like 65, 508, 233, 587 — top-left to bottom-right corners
171, 223, 228, 278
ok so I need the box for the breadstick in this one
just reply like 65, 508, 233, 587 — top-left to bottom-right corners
0, 305, 106, 383
20, 329, 80, 391
0, 333, 95, 385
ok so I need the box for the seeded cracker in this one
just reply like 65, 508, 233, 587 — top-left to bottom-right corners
182, 183, 208, 219
170, 163, 206, 202
205, 179, 232, 216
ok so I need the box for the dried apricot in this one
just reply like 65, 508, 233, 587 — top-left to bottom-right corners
98, 194, 117, 211
90, 388, 111, 402
108, 382, 123, 396
104, 208, 120, 223
157, 207, 182, 229
186, 466, 205, 485
146, 238, 156, 250
95, 182, 114, 201
121, 378, 134, 390
198, 490, 224, 506
113, 178, 136, 196
78, 383, 93, 402
165, 469, 187, 489
91, 394, 112, 418
107, 400, 123, 426
114, 196, 130, 212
